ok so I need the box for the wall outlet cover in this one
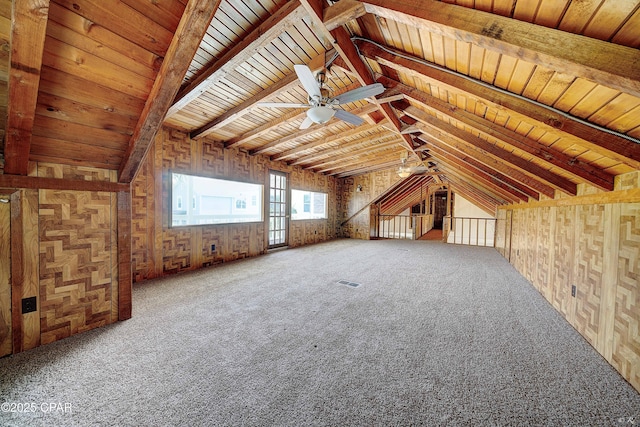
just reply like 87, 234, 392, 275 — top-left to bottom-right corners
22, 296, 37, 314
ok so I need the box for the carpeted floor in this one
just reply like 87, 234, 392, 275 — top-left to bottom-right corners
1, 239, 639, 426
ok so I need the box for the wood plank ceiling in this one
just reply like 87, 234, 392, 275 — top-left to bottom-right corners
1, 0, 639, 213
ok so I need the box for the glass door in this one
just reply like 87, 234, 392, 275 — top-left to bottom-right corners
268, 171, 289, 248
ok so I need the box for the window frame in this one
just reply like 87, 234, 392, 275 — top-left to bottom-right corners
169, 171, 264, 228
290, 189, 328, 221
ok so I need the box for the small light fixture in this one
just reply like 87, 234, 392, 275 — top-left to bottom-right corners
356, 184, 362, 192
397, 168, 411, 178
306, 106, 335, 124
0, 198, 8, 204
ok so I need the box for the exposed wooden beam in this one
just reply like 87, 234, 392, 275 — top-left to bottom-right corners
298, 0, 417, 155
425, 142, 529, 203
117, 190, 132, 320
415, 125, 556, 199
357, 40, 640, 169
302, 138, 401, 170
378, 75, 615, 191
324, 0, 366, 31
191, 53, 326, 139
420, 140, 539, 201
447, 179, 499, 215
119, 0, 221, 183
292, 132, 399, 166
249, 103, 378, 156
361, 0, 640, 97
334, 159, 401, 177
271, 122, 385, 161
0, 174, 129, 192
326, 150, 400, 176
4, 0, 50, 175
314, 143, 401, 173
403, 105, 578, 195
225, 109, 307, 148
166, 0, 305, 118
439, 161, 513, 205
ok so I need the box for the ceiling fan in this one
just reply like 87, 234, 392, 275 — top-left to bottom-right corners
397, 152, 435, 178
257, 64, 385, 129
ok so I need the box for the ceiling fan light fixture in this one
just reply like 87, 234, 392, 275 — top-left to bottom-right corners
307, 106, 335, 124
398, 168, 411, 178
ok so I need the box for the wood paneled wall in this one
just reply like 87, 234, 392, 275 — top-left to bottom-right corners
496, 172, 640, 393
338, 170, 403, 239
0, 195, 10, 357
131, 128, 338, 282
1, 162, 123, 353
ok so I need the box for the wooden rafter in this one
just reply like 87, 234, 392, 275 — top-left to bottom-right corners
301, 138, 401, 170
4, 0, 50, 175
119, 0, 221, 183
398, 101, 578, 195
292, 132, 400, 166
166, 0, 305, 119
271, 122, 387, 161
424, 142, 529, 203
361, 0, 640, 98
440, 162, 513, 205
298, 0, 417, 155
416, 139, 540, 201
190, 52, 327, 140
447, 178, 499, 215
357, 40, 640, 169
414, 126, 556, 199
226, 109, 307, 148
249, 103, 378, 156
325, 150, 400, 176
378, 75, 615, 191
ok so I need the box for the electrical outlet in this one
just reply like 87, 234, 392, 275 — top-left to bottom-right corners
571, 285, 576, 297
211, 244, 216, 252
22, 297, 37, 314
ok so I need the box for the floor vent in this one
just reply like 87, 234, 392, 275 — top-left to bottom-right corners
337, 280, 361, 288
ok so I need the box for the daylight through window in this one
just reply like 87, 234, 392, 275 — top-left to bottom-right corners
171, 172, 263, 226
291, 190, 327, 220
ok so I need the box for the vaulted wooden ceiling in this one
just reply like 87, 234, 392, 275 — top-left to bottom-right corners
1, 0, 639, 213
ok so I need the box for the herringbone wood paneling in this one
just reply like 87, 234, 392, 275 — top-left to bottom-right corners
201, 140, 225, 176
536, 207, 554, 301
37, 163, 115, 182
132, 158, 153, 281
574, 204, 605, 346
39, 190, 114, 344
131, 128, 337, 281
495, 209, 507, 257
163, 228, 192, 274
163, 129, 192, 172
613, 202, 640, 391
552, 205, 575, 321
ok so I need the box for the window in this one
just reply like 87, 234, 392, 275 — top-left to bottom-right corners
291, 190, 327, 220
170, 172, 263, 226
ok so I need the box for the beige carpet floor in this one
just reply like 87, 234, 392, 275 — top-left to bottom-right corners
1, 238, 639, 426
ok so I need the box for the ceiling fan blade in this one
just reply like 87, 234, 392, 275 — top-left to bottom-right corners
294, 64, 321, 98
333, 83, 385, 105
299, 116, 314, 129
257, 102, 309, 108
334, 109, 364, 126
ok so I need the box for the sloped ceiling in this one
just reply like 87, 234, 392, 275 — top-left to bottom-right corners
1, 0, 639, 213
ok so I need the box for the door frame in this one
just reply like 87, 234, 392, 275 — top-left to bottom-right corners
267, 170, 290, 249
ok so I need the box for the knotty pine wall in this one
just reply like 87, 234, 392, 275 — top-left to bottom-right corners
131, 127, 338, 283
0, 162, 122, 355
495, 171, 640, 393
